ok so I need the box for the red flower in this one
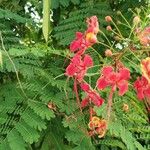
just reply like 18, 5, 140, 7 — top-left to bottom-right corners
80, 82, 90, 92
86, 16, 99, 34
65, 54, 93, 81
70, 16, 99, 54
70, 32, 86, 53
97, 66, 130, 96
81, 97, 89, 108
134, 76, 150, 100
80, 83, 104, 107
141, 57, 150, 83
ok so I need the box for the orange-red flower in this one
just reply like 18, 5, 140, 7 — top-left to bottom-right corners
86, 16, 99, 34
69, 16, 99, 54
65, 54, 93, 81
97, 66, 130, 96
141, 57, 150, 83
70, 32, 86, 53
134, 76, 150, 100
88, 116, 107, 138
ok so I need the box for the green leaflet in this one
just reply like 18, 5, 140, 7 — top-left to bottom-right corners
42, 0, 51, 42
7, 129, 26, 150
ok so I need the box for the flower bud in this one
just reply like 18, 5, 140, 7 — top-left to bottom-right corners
106, 25, 112, 31
114, 36, 120, 41
105, 16, 112, 22
117, 11, 121, 15
47, 102, 56, 111
105, 49, 112, 57
133, 16, 140, 24
123, 103, 129, 112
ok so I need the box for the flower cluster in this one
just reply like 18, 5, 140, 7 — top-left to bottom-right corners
65, 54, 93, 81
65, 14, 150, 139
66, 16, 99, 81
88, 116, 107, 138
65, 16, 106, 138
65, 16, 104, 109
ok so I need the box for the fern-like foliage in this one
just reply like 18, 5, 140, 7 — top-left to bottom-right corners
0, 8, 30, 48
0, 45, 69, 149
52, 0, 81, 9
54, 0, 113, 46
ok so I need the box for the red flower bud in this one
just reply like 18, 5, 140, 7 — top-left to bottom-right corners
105, 49, 113, 57
105, 16, 112, 22
106, 25, 112, 31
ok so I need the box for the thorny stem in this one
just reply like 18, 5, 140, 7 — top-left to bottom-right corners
0, 32, 28, 99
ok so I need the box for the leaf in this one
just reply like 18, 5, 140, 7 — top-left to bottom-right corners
15, 120, 40, 144
71, 0, 80, 5
7, 129, 26, 150
28, 100, 55, 120
0, 50, 3, 68
22, 108, 47, 131
0, 140, 11, 150
42, 0, 51, 42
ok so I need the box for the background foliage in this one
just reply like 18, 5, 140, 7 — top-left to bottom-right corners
0, 0, 149, 150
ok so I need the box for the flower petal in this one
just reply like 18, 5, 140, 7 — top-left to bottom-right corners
102, 66, 113, 76
145, 87, 150, 98
70, 40, 80, 52
80, 82, 90, 92
65, 63, 77, 76
76, 32, 83, 38
81, 97, 89, 108
88, 91, 104, 107
117, 80, 128, 96
83, 54, 93, 67
119, 68, 130, 80
137, 88, 145, 100
97, 77, 109, 90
